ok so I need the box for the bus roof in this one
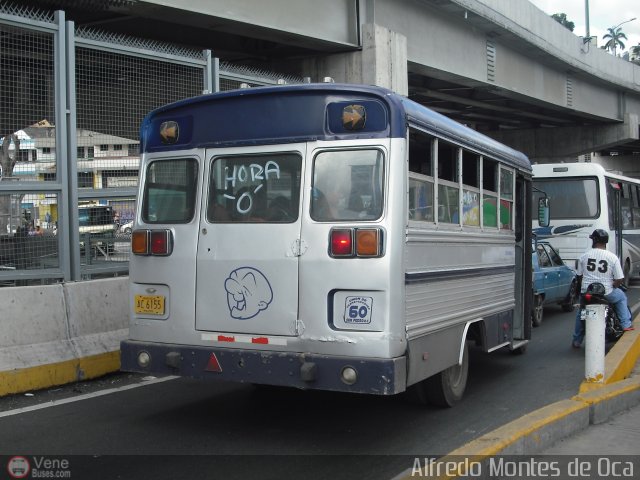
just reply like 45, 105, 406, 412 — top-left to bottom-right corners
141, 83, 530, 172
532, 162, 638, 183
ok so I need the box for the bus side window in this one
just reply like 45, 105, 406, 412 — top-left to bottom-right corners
621, 182, 633, 228
482, 159, 498, 228
499, 167, 514, 230
633, 185, 640, 226
462, 149, 480, 227
408, 128, 434, 222
437, 140, 459, 224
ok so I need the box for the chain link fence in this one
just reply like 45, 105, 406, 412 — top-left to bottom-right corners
0, 1, 303, 287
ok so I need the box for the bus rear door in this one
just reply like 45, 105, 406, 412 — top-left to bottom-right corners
195, 147, 304, 338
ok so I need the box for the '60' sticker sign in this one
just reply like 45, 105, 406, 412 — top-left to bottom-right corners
344, 296, 373, 324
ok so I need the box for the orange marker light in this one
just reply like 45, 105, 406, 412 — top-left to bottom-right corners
131, 230, 149, 255
356, 229, 380, 256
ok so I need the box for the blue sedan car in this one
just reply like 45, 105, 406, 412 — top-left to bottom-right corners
532, 240, 577, 327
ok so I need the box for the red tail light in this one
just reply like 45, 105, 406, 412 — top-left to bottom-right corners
330, 227, 383, 258
132, 229, 173, 256
150, 230, 172, 255
330, 229, 353, 256
584, 293, 592, 302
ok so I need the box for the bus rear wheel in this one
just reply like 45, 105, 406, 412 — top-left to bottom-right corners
407, 342, 469, 408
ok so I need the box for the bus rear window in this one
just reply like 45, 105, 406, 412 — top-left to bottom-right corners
311, 149, 384, 222
207, 153, 301, 223
532, 177, 598, 219
142, 158, 198, 223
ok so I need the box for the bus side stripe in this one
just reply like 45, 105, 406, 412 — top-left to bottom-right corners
405, 265, 515, 284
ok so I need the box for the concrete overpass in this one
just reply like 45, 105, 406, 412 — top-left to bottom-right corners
21, 0, 640, 164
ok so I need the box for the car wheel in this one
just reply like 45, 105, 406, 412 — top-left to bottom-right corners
532, 295, 543, 327
562, 280, 577, 312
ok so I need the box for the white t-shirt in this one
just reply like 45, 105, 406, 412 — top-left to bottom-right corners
576, 247, 624, 294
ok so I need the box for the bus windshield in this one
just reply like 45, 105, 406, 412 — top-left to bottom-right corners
532, 177, 599, 219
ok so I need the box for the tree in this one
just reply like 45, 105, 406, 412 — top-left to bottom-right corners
603, 27, 628, 56
551, 13, 575, 32
631, 44, 640, 64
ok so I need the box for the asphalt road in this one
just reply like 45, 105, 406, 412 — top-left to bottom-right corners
2, 283, 639, 479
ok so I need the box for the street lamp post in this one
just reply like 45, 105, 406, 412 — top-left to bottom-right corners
612, 17, 637, 30
584, 0, 590, 43
609, 17, 636, 55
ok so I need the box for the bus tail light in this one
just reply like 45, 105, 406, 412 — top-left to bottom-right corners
132, 229, 173, 256
330, 228, 383, 258
330, 229, 353, 256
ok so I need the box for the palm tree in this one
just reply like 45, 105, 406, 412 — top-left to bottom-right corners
602, 27, 628, 56
551, 13, 575, 32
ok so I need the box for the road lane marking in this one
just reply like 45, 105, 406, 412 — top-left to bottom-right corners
0, 376, 177, 419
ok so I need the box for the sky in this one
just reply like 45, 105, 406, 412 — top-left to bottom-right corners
528, 0, 639, 55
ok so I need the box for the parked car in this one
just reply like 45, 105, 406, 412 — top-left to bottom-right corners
532, 239, 577, 327
118, 221, 133, 235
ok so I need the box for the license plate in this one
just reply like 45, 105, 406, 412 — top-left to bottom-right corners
134, 294, 165, 315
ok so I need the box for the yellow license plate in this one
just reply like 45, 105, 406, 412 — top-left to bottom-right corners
134, 295, 165, 315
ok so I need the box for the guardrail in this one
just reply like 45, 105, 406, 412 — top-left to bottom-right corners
0, 277, 129, 396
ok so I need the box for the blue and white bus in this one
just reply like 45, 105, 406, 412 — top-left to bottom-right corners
120, 83, 538, 407
532, 162, 640, 284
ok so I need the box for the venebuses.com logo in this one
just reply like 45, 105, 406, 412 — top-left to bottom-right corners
7, 456, 30, 479
6, 456, 72, 479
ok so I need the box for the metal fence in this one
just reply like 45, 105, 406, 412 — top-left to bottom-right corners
0, 2, 303, 287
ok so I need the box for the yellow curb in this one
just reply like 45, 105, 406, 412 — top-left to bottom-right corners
393, 400, 588, 480
0, 351, 120, 397
446, 399, 587, 457
573, 375, 640, 404
579, 317, 640, 393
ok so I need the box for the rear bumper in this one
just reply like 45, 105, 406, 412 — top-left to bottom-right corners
120, 340, 407, 395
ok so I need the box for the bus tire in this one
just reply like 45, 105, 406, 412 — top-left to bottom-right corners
425, 342, 469, 408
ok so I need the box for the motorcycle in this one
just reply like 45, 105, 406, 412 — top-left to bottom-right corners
579, 282, 626, 343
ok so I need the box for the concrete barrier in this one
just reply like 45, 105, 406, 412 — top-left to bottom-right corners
0, 277, 128, 396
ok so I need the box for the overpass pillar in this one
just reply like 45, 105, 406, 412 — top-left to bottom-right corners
300, 24, 408, 95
